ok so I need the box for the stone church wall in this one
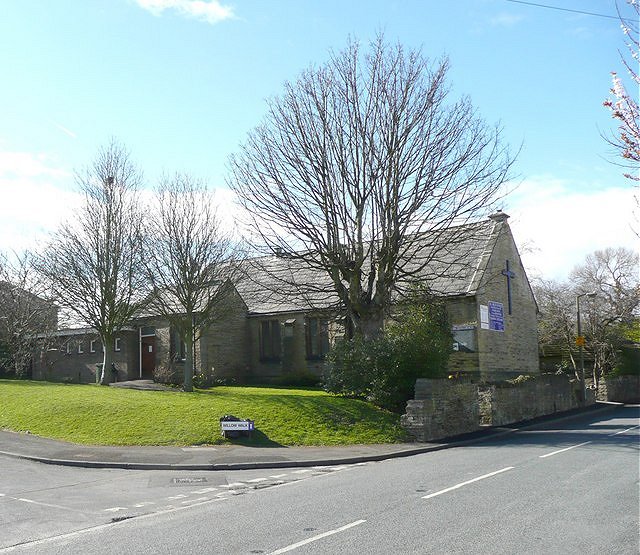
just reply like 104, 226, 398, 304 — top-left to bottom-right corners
402, 375, 593, 442
479, 374, 588, 427
475, 222, 539, 378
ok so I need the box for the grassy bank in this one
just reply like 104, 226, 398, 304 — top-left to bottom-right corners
0, 380, 407, 446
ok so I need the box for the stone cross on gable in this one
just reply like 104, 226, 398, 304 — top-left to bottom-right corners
501, 259, 516, 315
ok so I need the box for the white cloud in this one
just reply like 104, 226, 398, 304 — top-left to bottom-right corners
505, 176, 639, 282
135, 0, 235, 24
489, 13, 524, 27
0, 151, 80, 254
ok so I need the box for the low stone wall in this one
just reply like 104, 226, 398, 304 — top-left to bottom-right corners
401, 379, 479, 442
597, 375, 640, 403
402, 374, 595, 442
480, 374, 587, 427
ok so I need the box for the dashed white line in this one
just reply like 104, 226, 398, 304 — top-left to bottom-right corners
292, 469, 312, 474
422, 467, 514, 500
133, 502, 155, 508
611, 425, 639, 436
269, 519, 367, 554
191, 487, 218, 494
247, 478, 268, 483
14, 497, 83, 512
103, 507, 128, 513
220, 482, 245, 488
270, 474, 287, 479
167, 494, 188, 500
539, 441, 592, 458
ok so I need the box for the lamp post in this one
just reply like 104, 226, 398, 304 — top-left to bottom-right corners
576, 291, 597, 406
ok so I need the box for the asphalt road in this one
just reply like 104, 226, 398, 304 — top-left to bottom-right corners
1, 405, 638, 554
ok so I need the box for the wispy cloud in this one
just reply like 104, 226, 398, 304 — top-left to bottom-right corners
489, 12, 524, 27
50, 120, 77, 139
135, 0, 235, 25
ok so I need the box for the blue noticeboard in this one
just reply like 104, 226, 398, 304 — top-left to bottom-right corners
488, 301, 504, 332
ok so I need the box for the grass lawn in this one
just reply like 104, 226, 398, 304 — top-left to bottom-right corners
0, 380, 408, 446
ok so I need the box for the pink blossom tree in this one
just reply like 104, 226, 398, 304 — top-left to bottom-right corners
604, 0, 640, 181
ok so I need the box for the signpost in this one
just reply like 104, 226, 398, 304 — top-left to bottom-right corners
220, 416, 255, 439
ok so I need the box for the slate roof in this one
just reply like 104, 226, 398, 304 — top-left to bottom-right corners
235, 216, 503, 315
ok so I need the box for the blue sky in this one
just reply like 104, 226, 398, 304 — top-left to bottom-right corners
0, 0, 637, 280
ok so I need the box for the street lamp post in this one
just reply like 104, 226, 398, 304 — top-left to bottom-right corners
576, 291, 597, 406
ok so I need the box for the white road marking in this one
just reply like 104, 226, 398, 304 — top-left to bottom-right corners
539, 441, 592, 458
103, 507, 128, 513
422, 467, 514, 500
191, 487, 218, 494
15, 497, 83, 512
133, 502, 155, 508
611, 425, 639, 436
269, 519, 367, 554
0, 497, 229, 551
292, 469, 312, 474
167, 494, 188, 500
270, 474, 287, 478
247, 478, 268, 483
220, 482, 245, 488
181, 497, 210, 504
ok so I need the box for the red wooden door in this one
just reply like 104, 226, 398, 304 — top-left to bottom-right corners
141, 336, 156, 379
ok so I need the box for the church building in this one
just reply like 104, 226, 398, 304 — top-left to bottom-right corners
32, 211, 539, 384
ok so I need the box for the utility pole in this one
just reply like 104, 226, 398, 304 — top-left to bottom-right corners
576, 291, 597, 406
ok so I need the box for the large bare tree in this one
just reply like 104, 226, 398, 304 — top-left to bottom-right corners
38, 141, 146, 385
228, 36, 514, 339
0, 250, 57, 377
535, 247, 639, 387
144, 174, 241, 391
571, 247, 639, 387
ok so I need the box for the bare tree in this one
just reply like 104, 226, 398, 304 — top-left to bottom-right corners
228, 35, 514, 339
37, 141, 146, 385
534, 278, 581, 376
144, 174, 241, 391
571, 247, 639, 387
0, 251, 57, 377
536, 248, 640, 386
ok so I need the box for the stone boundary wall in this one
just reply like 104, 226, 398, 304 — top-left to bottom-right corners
401, 379, 479, 442
480, 374, 587, 427
597, 375, 640, 403
402, 374, 595, 442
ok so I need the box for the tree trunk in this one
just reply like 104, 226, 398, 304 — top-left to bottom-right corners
183, 334, 194, 392
99, 339, 113, 386
353, 308, 385, 341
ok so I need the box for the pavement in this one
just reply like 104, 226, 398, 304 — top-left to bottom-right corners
0, 403, 621, 472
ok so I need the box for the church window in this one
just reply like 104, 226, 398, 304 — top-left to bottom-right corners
305, 317, 329, 359
452, 325, 476, 353
170, 328, 186, 362
259, 319, 281, 361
